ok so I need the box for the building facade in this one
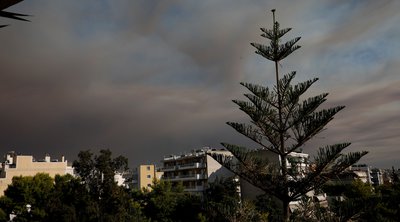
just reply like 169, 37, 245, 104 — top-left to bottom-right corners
160, 148, 234, 193
0, 151, 73, 196
370, 168, 384, 186
350, 164, 372, 184
132, 164, 163, 190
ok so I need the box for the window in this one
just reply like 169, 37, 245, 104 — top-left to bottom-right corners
147, 166, 151, 171
147, 175, 151, 178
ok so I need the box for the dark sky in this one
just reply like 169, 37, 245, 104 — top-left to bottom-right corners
1, 0, 399, 168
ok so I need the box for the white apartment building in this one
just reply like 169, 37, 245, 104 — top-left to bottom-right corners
160, 147, 234, 193
350, 164, 372, 184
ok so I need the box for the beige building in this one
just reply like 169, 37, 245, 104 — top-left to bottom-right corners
0, 151, 73, 196
132, 164, 162, 190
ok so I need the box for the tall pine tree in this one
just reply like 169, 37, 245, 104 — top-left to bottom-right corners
213, 9, 368, 221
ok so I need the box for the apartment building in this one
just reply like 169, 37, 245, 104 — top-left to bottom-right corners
0, 151, 73, 196
345, 164, 384, 186
132, 164, 163, 190
160, 147, 234, 193
350, 164, 372, 184
370, 168, 384, 186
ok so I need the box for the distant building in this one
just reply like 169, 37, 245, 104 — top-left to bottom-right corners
114, 171, 134, 188
132, 164, 162, 190
329, 171, 361, 184
159, 147, 234, 193
328, 164, 386, 186
0, 151, 73, 196
350, 164, 372, 184
370, 168, 384, 186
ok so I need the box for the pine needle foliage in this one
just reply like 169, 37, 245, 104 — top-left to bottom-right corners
213, 10, 368, 221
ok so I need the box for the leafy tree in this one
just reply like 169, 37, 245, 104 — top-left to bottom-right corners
255, 194, 282, 222
375, 181, 400, 221
45, 174, 89, 222
213, 9, 367, 221
0, 173, 54, 221
203, 177, 268, 222
322, 180, 379, 221
203, 177, 241, 222
72, 149, 130, 221
142, 180, 202, 222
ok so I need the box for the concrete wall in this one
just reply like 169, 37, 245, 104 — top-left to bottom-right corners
206, 155, 234, 182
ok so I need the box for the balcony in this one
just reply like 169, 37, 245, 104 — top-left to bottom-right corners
160, 165, 177, 172
177, 162, 205, 170
163, 174, 206, 181
184, 186, 205, 192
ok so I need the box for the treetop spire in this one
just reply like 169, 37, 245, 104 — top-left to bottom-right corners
272, 9, 276, 25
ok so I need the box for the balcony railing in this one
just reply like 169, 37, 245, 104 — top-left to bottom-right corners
163, 174, 206, 181
160, 166, 177, 172
184, 186, 205, 192
177, 162, 204, 170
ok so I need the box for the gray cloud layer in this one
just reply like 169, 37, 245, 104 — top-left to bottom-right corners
1, 0, 399, 168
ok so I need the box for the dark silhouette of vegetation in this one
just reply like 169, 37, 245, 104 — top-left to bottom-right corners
0, 0, 29, 28
321, 179, 400, 221
203, 177, 269, 222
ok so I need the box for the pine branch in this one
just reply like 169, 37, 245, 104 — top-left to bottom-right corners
227, 122, 263, 143
289, 106, 345, 153
251, 36, 301, 62
289, 144, 368, 199
240, 94, 280, 130
214, 145, 285, 198
226, 122, 278, 152
240, 82, 277, 107
260, 26, 292, 40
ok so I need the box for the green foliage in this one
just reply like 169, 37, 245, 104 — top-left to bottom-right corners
255, 194, 282, 222
203, 177, 268, 222
321, 180, 400, 221
0, 208, 7, 222
142, 180, 202, 222
72, 149, 133, 221
1, 173, 54, 221
203, 177, 241, 222
290, 196, 324, 222
72, 149, 128, 198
